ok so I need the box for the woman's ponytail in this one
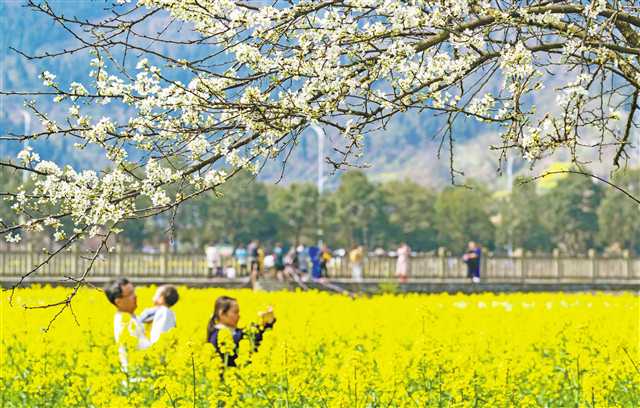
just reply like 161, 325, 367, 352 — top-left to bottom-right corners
206, 296, 237, 342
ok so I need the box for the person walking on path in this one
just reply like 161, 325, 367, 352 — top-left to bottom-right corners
284, 246, 309, 289
257, 245, 266, 275
274, 243, 285, 280
349, 244, 364, 282
395, 243, 411, 283
297, 244, 309, 277
320, 244, 332, 278
205, 243, 222, 277
284, 246, 298, 275
463, 241, 482, 283
308, 245, 322, 281
234, 244, 248, 276
248, 240, 260, 288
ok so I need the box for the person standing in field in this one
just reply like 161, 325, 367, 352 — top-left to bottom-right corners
349, 244, 365, 282
463, 241, 482, 283
206, 296, 276, 367
104, 278, 151, 370
395, 243, 411, 283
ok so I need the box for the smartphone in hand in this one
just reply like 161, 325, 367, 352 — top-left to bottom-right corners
259, 306, 275, 324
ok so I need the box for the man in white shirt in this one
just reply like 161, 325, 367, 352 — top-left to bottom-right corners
104, 278, 151, 370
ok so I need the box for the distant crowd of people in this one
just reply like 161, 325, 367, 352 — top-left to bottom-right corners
205, 241, 334, 286
204, 240, 483, 285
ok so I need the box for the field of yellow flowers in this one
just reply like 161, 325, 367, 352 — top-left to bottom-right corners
1, 286, 638, 407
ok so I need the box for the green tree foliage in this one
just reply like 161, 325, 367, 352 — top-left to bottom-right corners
326, 171, 388, 249
597, 169, 640, 255
541, 173, 603, 255
174, 171, 276, 250
495, 177, 552, 253
268, 182, 319, 245
380, 180, 438, 251
434, 182, 495, 252
11, 166, 634, 255
119, 218, 150, 250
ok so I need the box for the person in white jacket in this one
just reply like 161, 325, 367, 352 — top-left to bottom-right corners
139, 285, 179, 344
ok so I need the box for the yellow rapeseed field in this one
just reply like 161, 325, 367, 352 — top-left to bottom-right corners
1, 286, 638, 407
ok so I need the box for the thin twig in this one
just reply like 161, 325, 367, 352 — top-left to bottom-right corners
527, 170, 640, 205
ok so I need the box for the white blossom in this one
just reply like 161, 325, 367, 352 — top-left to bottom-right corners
188, 136, 209, 159
34, 161, 62, 176
70, 82, 88, 100
203, 169, 227, 187
40, 71, 56, 87
17, 147, 40, 165
4, 233, 21, 243
500, 42, 535, 81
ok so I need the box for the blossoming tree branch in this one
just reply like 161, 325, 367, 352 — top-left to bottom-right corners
1, 0, 639, 301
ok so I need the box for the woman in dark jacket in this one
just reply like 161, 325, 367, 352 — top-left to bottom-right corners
206, 296, 276, 367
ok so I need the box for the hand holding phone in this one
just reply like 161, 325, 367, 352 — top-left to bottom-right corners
258, 306, 275, 324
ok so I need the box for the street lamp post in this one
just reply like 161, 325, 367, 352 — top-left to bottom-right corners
19, 111, 31, 247
506, 155, 514, 257
310, 125, 324, 247
636, 130, 640, 168
21, 111, 31, 183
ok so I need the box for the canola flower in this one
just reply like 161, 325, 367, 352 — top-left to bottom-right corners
1, 286, 638, 407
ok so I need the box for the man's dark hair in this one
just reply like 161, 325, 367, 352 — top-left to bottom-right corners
104, 278, 130, 305
161, 285, 179, 307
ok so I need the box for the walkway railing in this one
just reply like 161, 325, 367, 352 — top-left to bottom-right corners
1, 248, 638, 282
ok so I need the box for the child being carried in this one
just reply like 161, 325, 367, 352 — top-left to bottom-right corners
139, 285, 179, 344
